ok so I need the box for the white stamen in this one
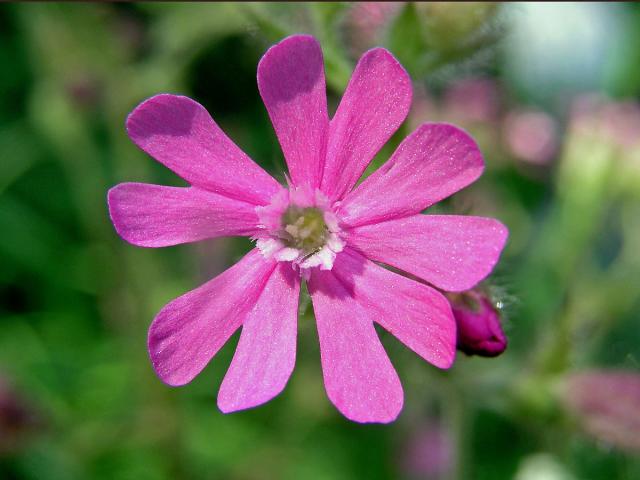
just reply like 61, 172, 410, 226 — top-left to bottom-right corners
275, 247, 300, 262
256, 238, 283, 258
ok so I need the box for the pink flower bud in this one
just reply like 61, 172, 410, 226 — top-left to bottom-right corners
448, 290, 507, 357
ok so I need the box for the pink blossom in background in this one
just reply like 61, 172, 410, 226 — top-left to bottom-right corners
570, 95, 640, 150
561, 370, 640, 453
108, 35, 508, 423
503, 109, 558, 165
343, 2, 403, 56
443, 77, 501, 124
566, 95, 640, 194
409, 78, 504, 164
410, 78, 502, 133
401, 420, 454, 480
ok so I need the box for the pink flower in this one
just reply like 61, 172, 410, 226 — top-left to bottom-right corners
108, 35, 508, 423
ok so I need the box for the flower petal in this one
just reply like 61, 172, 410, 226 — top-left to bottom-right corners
108, 182, 261, 247
257, 35, 329, 189
332, 248, 456, 369
148, 249, 275, 386
218, 264, 300, 413
308, 268, 403, 423
321, 48, 412, 201
339, 123, 484, 227
126, 94, 281, 205
345, 215, 508, 292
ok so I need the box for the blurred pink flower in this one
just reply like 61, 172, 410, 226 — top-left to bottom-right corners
443, 77, 501, 124
448, 289, 507, 357
503, 109, 558, 165
108, 35, 508, 423
344, 2, 403, 56
570, 95, 640, 149
401, 420, 454, 479
561, 370, 640, 453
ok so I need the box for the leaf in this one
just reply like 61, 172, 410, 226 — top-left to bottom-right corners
386, 3, 427, 76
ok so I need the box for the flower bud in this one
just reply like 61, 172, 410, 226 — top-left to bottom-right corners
559, 370, 640, 453
448, 290, 507, 357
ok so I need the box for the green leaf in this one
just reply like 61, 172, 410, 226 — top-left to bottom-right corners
386, 3, 427, 76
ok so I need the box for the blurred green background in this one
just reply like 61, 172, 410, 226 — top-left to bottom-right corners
1, 2, 640, 479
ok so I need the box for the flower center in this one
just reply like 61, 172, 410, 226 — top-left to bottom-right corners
255, 187, 345, 274
281, 206, 328, 255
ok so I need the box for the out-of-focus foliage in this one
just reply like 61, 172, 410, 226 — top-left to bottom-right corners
1, 2, 639, 479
